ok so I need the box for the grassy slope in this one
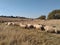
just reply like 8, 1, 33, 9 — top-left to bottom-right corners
0, 23, 60, 45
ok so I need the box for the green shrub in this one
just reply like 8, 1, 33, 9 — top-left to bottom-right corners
37, 15, 46, 20
47, 10, 60, 19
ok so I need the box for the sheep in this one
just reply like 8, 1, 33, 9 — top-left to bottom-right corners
11, 22, 15, 25
7, 22, 12, 25
13, 23, 20, 26
40, 25, 45, 31
44, 25, 58, 33
19, 23, 27, 28
26, 24, 34, 29
7, 22, 15, 26
33, 24, 43, 30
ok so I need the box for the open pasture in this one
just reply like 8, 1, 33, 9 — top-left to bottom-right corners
0, 20, 60, 45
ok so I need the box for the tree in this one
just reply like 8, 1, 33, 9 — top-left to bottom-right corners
37, 15, 46, 19
47, 10, 60, 19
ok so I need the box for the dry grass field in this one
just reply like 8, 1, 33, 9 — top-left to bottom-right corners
0, 19, 60, 45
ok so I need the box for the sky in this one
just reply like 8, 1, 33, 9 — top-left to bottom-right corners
0, 0, 60, 18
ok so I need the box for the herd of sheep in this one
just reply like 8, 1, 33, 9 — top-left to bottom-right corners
5, 22, 60, 34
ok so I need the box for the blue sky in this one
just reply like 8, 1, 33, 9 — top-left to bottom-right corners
0, 0, 60, 18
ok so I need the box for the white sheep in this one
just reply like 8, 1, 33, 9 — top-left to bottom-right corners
13, 23, 20, 26
7, 22, 12, 25
44, 25, 57, 33
19, 23, 27, 28
11, 22, 15, 25
33, 24, 42, 29
7, 22, 15, 26
26, 24, 34, 29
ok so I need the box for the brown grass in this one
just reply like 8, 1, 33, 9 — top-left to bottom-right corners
0, 19, 60, 45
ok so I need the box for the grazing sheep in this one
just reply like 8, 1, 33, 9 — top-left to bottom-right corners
44, 25, 57, 33
33, 24, 43, 30
11, 22, 15, 25
19, 23, 27, 28
40, 25, 45, 31
13, 23, 20, 26
7, 22, 15, 26
7, 22, 12, 25
26, 24, 34, 29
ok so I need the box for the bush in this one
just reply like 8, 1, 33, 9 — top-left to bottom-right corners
47, 10, 60, 19
37, 15, 46, 19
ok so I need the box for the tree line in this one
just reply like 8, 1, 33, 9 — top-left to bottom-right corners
37, 9, 60, 20
0, 15, 28, 19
